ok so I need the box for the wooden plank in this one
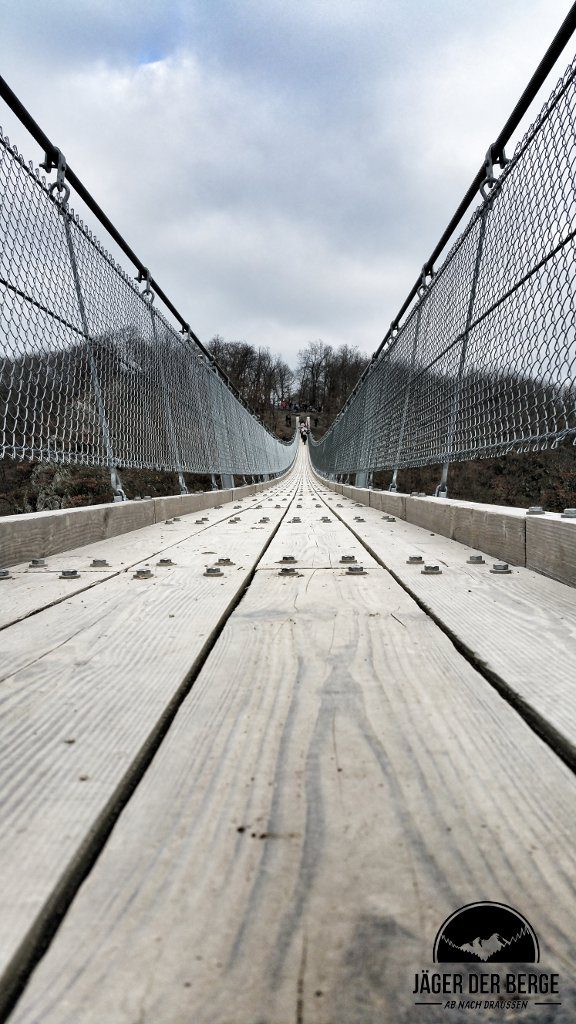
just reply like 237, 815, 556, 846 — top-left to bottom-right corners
0, 505, 267, 631
0, 502, 296, 1012
260, 478, 377, 569
526, 514, 576, 588
311, 470, 528, 567
321, 486, 576, 766
0, 506, 109, 569
10, 564, 576, 1024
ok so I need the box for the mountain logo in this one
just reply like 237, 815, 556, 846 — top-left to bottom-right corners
433, 902, 539, 963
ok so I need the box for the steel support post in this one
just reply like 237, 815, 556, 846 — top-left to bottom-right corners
436, 207, 489, 497
63, 216, 126, 501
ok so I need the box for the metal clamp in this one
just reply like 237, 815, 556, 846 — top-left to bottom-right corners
46, 148, 70, 207
480, 143, 509, 200
138, 268, 154, 303
417, 265, 433, 297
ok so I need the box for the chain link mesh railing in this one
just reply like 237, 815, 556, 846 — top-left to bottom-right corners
0, 132, 297, 493
310, 54, 576, 491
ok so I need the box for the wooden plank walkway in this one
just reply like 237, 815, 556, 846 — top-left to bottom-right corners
2, 453, 576, 1023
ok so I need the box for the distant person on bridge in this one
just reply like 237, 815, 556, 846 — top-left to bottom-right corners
300, 424, 308, 445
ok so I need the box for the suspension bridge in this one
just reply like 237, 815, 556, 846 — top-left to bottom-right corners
1, 9, 576, 1024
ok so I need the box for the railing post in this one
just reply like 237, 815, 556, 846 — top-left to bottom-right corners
147, 299, 188, 495
389, 300, 424, 492
435, 206, 489, 497
220, 474, 235, 489
354, 471, 368, 487
57, 172, 126, 501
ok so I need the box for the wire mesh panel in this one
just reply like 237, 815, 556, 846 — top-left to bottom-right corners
0, 133, 297, 481
311, 55, 576, 479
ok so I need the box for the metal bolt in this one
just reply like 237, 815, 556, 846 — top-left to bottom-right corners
214, 505, 222, 509
260, 517, 270, 523
281, 555, 296, 563
165, 519, 174, 525
217, 557, 234, 566
157, 558, 175, 566
60, 569, 81, 579
526, 506, 545, 515
133, 568, 153, 579
467, 554, 485, 565
229, 518, 240, 524
0, 568, 12, 579
255, 505, 262, 509
561, 508, 576, 518
173, 517, 181, 522
143, 495, 152, 499
354, 516, 365, 522
340, 555, 356, 563
90, 558, 109, 567
29, 558, 46, 567
234, 505, 241, 509
406, 555, 424, 564
204, 566, 223, 577
275, 504, 281, 508
347, 565, 366, 575
321, 517, 331, 522
134, 496, 142, 501
195, 520, 204, 524
384, 516, 396, 523
421, 565, 442, 575
291, 517, 301, 523
490, 562, 512, 574
336, 503, 343, 507
279, 566, 297, 576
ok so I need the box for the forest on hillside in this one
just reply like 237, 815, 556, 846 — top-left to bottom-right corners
0, 333, 574, 514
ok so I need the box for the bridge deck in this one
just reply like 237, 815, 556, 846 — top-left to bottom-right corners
2, 451, 576, 1023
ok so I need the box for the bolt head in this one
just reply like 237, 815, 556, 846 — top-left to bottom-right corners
279, 566, 296, 576
407, 555, 423, 564
467, 554, 485, 565
133, 568, 153, 579
384, 516, 396, 523
347, 565, 366, 575
165, 519, 174, 525
526, 506, 545, 515
421, 565, 442, 575
60, 569, 81, 579
340, 555, 356, 563
490, 562, 512, 574
281, 555, 296, 563
0, 568, 12, 579
205, 566, 223, 576
561, 508, 576, 518
158, 558, 174, 566
91, 558, 109, 567
29, 558, 46, 567
217, 558, 233, 566
354, 517, 365, 522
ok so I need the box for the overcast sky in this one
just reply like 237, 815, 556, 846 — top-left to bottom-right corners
0, 0, 573, 362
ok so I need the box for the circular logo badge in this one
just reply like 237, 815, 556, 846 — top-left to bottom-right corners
433, 902, 539, 963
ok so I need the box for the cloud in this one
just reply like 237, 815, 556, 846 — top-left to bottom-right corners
0, 0, 573, 362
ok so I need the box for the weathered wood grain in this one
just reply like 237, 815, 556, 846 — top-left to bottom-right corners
321, 484, 576, 767
526, 514, 576, 588
0, 490, 301, 1012
10, 566, 576, 1024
